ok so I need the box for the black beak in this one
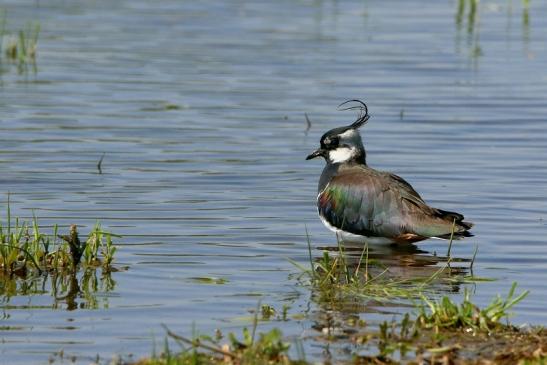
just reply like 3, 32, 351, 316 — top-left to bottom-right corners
306, 148, 326, 160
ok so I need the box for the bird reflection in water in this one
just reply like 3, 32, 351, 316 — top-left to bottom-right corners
319, 241, 470, 287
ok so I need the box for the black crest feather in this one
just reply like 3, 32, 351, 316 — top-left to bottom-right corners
337, 99, 370, 129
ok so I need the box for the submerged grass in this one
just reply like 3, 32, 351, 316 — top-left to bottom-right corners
0, 8, 40, 73
130, 283, 541, 365
128, 231, 543, 365
290, 232, 471, 309
0, 266, 118, 310
22, 217, 540, 363
132, 320, 308, 365
286, 231, 541, 363
0, 197, 119, 277
0, 197, 122, 310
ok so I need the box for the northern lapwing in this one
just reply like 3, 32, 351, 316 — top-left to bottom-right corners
306, 100, 473, 244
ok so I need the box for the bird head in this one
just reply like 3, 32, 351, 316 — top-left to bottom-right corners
306, 100, 370, 164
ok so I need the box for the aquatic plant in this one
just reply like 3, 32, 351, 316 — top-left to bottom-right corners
131, 283, 543, 365
0, 8, 6, 55
133, 327, 307, 365
128, 231, 540, 365
0, 9, 40, 73
0, 268, 117, 311
289, 231, 472, 308
354, 285, 538, 363
417, 282, 529, 332
0, 198, 119, 276
260, 304, 276, 320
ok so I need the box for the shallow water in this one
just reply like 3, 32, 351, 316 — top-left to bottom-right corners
1, 0, 546, 363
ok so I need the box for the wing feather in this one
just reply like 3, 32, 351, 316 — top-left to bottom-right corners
317, 165, 467, 239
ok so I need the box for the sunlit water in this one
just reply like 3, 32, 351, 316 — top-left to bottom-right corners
1, 0, 546, 363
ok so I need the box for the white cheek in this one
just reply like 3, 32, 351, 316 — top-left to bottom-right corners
328, 147, 356, 163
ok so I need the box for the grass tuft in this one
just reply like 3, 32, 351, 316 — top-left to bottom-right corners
0, 198, 120, 277
0, 8, 40, 73
417, 282, 529, 332
291, 241, 465, 306
131, 326, 308, 365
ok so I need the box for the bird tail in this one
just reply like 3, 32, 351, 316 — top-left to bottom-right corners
433, 209, 474, 239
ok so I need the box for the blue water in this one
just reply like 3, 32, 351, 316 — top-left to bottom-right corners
1, 0, 546, 363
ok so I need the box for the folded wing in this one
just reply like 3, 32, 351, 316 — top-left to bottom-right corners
317, 166, 472, 240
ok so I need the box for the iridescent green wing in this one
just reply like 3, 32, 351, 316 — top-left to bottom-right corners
317, 166, 467, 239
318, 167, 409, 238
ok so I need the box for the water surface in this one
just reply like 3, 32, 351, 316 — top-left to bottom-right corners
1, 0, 546, 363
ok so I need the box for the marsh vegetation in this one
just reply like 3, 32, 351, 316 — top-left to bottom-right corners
0, 8, 39, 74
0, 197, 120, 311
128, 238, 544, 365
0, 203, 118, 276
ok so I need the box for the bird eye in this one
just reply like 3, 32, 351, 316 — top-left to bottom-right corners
322, 136, 339, 148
